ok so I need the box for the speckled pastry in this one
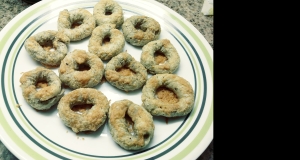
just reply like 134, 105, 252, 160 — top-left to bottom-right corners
104, 52, 147, 92
93, 0, 124, 28
108, 99, 154, 150
24, 30, 70, 67
57, 88, 110, 133
59, 49, 104, 89
122, 15, 161, 46
20, 67, 65, 110
88, 23, 125, 61
58, 8, 96, 41
141, 74, 194, 117
141, 39, 180, 74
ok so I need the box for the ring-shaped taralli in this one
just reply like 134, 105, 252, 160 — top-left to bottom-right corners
122, 15, 161, 46
141, 39, 180, 74
88, 23, 125, 61
108, 99, 154, 150
24, 30, 70, 67
105, 52, 147, 92
141, 74, 195, 117
58, 8, 96, 41
19, 67, 65, 110
93, 0, 124, 28
59, 49, 104, 89
57, 88, 110, 133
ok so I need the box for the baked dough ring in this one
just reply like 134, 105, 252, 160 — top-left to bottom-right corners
93, 0, 124, 28
24, 30, 70, 67
88, 23, 125, 61
104, 52, 147, 92
57, 88, 110, 133
108, 99, 154, 150
122, 15, 161, 46
59, 49, 104, 89
141, 74, 194, 117
58, 8, 96, 41
141, 39, 180, 74
20, 67, 65, 110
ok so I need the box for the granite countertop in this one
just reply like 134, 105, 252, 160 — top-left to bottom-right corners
0, 0, 213, 160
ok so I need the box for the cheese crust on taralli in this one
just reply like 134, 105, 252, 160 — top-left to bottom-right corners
141, 74, 195, 117
57, 88, 110, 133
122, 15, 161, 46
24, 30, 70, 67
58, 8, 96, 41
20, 67, 65, 110
88, 23, 125, 61
141, 39, 180, 74
93, 0, 124, 28
104, 52, 147, 92
59, 49, 104, 89
108, 99, 154, 150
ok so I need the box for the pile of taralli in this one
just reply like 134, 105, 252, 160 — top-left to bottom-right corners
19, 0, 195, 151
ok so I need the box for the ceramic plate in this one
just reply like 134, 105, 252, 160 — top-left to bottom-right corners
0, 0, 213, 159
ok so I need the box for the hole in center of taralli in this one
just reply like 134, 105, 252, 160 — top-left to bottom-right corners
71, 19, 83, 29
72, 104, 93, 114
156, 87, 179, 103
125, 113, 135, 136
144, 133, 149, 141
40, 40, 55, 52
116, 65, 135, 76
77, 63, 90, 71
154, 50, 167, 65
134, 21, 147, 32
102, 35, 111, 46
155, 29, 160, 35
105, 9, 112, 15
35, 80, 48, 91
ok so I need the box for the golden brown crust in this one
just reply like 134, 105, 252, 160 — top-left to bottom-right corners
122, 15, 161, 46
108, 99, 154, 150
20, 67, 65, 110
141, 39, 180, 74
24, 30, 70, 67
58, 8, 96, 41
141, 74, 195, 117
88, 23, 125, 61
59, 49, 104, 89
93, 0, 124, 28
104, 52, 147, 92
57, 88, 110, 133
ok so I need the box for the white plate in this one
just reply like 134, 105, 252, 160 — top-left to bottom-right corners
0, 0, 213, 159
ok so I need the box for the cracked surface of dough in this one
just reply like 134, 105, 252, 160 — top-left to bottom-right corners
24, 30, 70, 67
59, 49, 104, 89
122, 15, 161, 46
58, 8, 96, 41
88, 23, 125, 61
141, 74, 194, 117
108, 99, 154, 150
93, 0, 124, 28
105, 52, 147, 92
57, 88, 109, 133
141, 39, 180, 74
20, 67, 65, 110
